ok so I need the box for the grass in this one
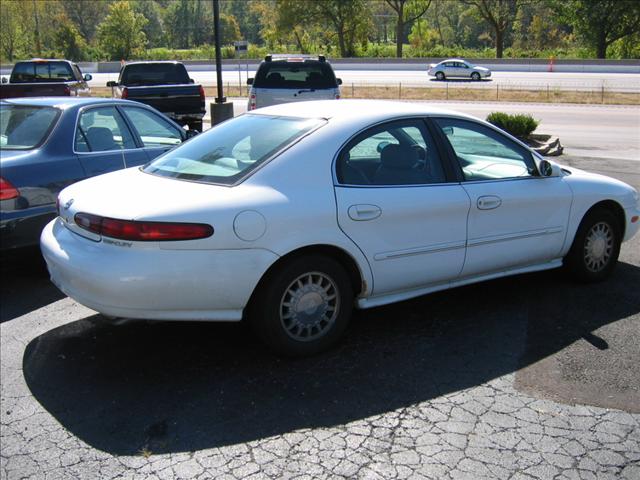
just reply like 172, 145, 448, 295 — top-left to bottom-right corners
92, 85, 640, 106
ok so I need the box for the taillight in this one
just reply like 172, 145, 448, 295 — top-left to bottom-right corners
199, 85, 205, 101
0, 177, 19, 200
249, 93, 256, 110
335, 94, 340, 99
63, 85, 71, 95
121, 87, 128, 99
74, 213, 213, 241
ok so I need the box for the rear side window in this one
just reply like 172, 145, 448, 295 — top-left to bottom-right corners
254, 62, 337, 89
0, 104, 60, 150
120, 63, 190, 86
75, 106, 136, 152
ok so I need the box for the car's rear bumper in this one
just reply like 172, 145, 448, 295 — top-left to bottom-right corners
1, 205, 55, 250
40, 218, 279, 321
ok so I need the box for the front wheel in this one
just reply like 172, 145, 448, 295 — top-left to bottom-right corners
435, 71, 445, 81
471, 72, 481, 81
248, 255, 354, 357
564, 208, 621, 282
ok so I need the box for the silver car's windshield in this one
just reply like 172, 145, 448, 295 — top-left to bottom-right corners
143, 114, 326, 185
0, 104, 61, 150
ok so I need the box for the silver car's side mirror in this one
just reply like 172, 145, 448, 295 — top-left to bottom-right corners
539, 159, 561, 177
1, 77, 7, 84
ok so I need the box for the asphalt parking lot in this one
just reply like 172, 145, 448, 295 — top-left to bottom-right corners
1, 155, 639, 479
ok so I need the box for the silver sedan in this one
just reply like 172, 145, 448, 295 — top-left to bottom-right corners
427, 59, 491, 81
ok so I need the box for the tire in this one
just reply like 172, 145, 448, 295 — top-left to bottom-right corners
435, 71, 445, 81
248, 255, 354, 357
564, 208, 621, 283
188, 120, 203, 132
471, 72, 481, 81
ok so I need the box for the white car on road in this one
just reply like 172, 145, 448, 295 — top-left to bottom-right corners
41, 100, 640, 356
428, 59, 491, 81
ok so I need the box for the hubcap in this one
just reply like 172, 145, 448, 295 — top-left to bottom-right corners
280, 272, 339, 342
584, 221, 614, 272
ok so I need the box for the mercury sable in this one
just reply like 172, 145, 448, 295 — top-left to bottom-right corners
41, 100, 640, 356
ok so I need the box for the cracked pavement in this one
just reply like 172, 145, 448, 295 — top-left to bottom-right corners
1, 155, 639, 479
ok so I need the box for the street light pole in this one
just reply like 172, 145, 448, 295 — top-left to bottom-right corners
213, 0, 225, 103
210, 0, 233, 125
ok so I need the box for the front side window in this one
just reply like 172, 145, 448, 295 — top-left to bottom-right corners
75, 106, 136, 152
143, 114, 325, 185
336, 119, 446, 186
0, 104, 60, 150
435, 118, 536, 181
121, 106, 182, 148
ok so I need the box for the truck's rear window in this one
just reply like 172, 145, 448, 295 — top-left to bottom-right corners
10, 62, 75, 82
254, 62, 338, 89
121, 63, 191, 86
0, 105, 60, 150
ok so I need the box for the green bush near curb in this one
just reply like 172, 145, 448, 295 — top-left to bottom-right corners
486, 112, 539, 138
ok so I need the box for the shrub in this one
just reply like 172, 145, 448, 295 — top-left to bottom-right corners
486, 112, 539, 138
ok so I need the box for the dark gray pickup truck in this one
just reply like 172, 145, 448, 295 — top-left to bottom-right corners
107, 61, 206, 131
0, 59, 92, 99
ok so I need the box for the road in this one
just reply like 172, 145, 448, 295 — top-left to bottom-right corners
212, 99, 640, 162
87, 69, 640, 93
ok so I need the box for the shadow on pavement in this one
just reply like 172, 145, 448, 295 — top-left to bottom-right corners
22, 261, 640, 455
0, 247, 64, 323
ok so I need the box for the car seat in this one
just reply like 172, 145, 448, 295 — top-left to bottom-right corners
86, 127, 117, 152
374, 143, 430, 185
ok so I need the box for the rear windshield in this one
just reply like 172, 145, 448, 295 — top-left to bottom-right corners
121, 63, 190, 86
0, 104, 60, 150
143, 114, 325, 185
10, 62, 75, 83
254, 61, 337, 89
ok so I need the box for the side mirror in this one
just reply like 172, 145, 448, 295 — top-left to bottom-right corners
337, 78, 343, 85
185, 129, 200, 139
1, 77, 7, 84
106, 81, 117, 87
188, 78, 195, 84
442, 126, 454, 136
83, 74, 92, 81
538, 159, 561, 177
376, 141, 391, 153
246, 78, 254, 85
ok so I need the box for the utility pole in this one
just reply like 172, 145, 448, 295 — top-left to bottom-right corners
210, 0, 234, 126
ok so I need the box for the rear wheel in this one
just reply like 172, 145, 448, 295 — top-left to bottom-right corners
564, 208, 621, 282
248, 255, 353, 357
436, 71, 445, 81
471, 72, 481, 81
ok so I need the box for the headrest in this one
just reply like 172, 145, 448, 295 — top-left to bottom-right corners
380, 143, 418, 170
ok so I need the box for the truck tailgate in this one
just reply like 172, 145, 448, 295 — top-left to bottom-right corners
0, 83, 70, 99
123, 85, 204, 115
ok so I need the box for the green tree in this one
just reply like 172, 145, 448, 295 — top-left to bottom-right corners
97, 0, 148, 60
314, 0, 373, 57
462, 0, 523, 58
0, 1, 23, 62
552, 0, 640, 58
133, 0, 165, 48
62, 0, 109, 42
53, 14, 88, 61
385, 0, 432, 57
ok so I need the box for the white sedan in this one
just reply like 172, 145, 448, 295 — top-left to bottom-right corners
428, 59, 491, 81
41, 100, 640, 356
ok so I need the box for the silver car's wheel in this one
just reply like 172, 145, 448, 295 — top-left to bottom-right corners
436, 71, 445, 81
249, 255, 354, 356
280, 272, 339, 342
583, 222, 614, 273
564, 208, 621, 282
471, 72, 481, 81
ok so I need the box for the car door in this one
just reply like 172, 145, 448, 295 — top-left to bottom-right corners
334, 118, 470, 296
433, 117, 573, 278
74, 105, 148, 177
119, 105, 184, 161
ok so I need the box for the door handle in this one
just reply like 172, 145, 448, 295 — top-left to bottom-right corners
348, 204, 382, 221
477, 195, 502, 210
